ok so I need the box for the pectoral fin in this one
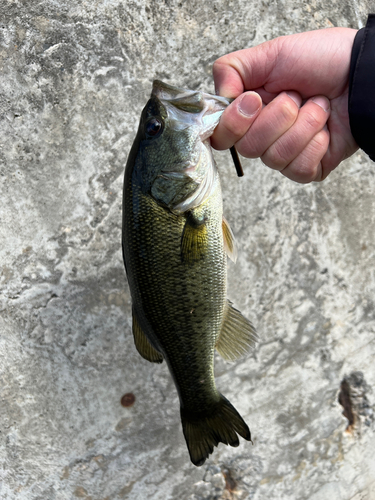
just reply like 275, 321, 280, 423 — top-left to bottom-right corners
215, 301, 258, 361
132, 308, 163, 363
181, 212, 208, 264
222, 216, 237, 263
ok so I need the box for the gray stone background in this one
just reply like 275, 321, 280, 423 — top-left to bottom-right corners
1, 0, 375, 499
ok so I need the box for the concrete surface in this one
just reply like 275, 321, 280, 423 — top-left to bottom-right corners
1, 1, 375, 499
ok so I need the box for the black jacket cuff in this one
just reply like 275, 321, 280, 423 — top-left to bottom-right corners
349, 14, 375, 161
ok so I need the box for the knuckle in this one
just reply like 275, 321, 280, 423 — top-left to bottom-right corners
236, 132, 261, 159
218, 109, 249, 146
219, 111, 234, 135
287, 131, 330, 183
315, 129, 329, 149
212, 59, 225, 76
287, 161, 319, 183
262, 142, 291, 170
303, 110, 322, 131
263, 132, 300, 169
278, 99, 298, 125
309, 129, 329, 157
213, 54, 231, 70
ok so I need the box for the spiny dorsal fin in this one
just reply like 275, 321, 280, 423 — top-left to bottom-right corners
181, 212, 208, 264
222, 216, 237, 263
215, 301, 258, 361
132, 308, 163, 364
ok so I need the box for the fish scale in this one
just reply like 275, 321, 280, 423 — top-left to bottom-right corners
125, 181, 225, 406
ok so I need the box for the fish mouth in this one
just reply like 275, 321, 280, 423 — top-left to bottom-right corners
151, 80, 231, 140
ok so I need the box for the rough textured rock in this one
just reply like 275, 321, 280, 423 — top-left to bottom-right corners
1, 1, 375, 499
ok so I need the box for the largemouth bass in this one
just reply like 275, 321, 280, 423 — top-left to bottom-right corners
122, 80, 257, 466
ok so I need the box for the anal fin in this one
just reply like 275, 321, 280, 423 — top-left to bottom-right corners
132, 308, 163, 364
215, 301, 258, 361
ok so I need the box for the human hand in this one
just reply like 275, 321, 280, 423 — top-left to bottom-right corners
212, 28, 359, 182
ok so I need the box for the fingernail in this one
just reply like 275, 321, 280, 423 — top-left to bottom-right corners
286, 91, 301, 108
238, 92, 261, 117
312, 96, 330, 112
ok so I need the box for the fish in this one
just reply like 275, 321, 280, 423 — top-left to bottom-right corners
122, 80, 257, 466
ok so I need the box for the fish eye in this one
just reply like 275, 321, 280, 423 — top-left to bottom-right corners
145, 117, 163, 138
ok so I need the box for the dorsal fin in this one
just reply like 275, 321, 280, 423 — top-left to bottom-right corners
222, 216, 237, 263
215, 301, 258, 361
132, 308, 163, 363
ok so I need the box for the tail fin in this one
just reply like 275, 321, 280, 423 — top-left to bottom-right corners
180, 394, 251, 466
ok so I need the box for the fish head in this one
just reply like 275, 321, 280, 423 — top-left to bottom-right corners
151, 80, 231, 142
132, 80, 231, 213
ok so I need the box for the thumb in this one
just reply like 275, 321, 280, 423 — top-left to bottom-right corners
213, 42, 278, 98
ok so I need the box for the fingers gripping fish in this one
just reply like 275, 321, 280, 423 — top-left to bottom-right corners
122, 80, 257, 466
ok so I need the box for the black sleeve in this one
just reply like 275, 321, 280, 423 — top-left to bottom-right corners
349, 14, 375, 161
